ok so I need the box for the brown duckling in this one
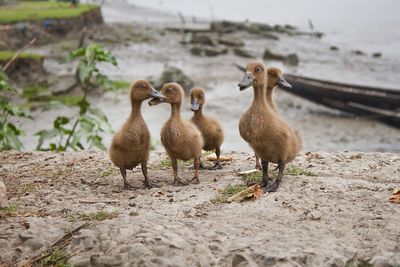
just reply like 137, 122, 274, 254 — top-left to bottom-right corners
149, 83, 203, 184
254, 67, 293, 169
190, 88, 224, 170
238, 62, 302, 192
109, 80, 165, 189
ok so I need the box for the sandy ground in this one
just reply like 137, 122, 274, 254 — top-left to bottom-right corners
1, 150, 399, 266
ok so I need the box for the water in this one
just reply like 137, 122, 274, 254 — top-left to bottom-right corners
126, 0, 400, 58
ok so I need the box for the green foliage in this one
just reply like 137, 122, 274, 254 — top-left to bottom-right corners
71, 209, 119, 222
0, 66, 33, 150
345, 258, 372, 267
240, 171, 262, 183
36, 44, 117, 151
211, 184, 247, 203
22, 86, 49, 101
285, 166, 317, 176
110, 80, 131, 91
42, 250, 70, 267
156, 158, 190, 169
0, 51, 43, 61
0, 1, 98, 24
2, 203, 20, 213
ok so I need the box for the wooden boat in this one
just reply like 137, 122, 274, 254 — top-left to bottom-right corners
282, 74, 400, 128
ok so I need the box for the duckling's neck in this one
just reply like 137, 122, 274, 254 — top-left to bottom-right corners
130, 100, 143, 118
252, 83, 267, 107
170, 102, 181, 119
266, 85, 277, 111
192, 105, 204, 118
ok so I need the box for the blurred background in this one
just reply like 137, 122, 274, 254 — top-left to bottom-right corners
1, 0, 399, 153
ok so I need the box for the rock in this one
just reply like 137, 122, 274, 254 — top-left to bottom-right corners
90, 254, 123, 266
233, 47, 255, 58
219, 35, 244, 47
23, 238, 44, 250
153, 66, 194, 93
373, 52, 382, 58
263, 48, 286, 61
310, 210, 322, 220
284, 53, 299, 66
352, 50, 365, 56
0, 180, 9, 208
82, 236, 96, 249
47, 74, 78, 95
190, 46, 203, 56
232, 254, 249, 267
330, 46, 339, 51
263, 49, 299, 65
204, 46, 228, 57
190, 32, 218, 46
20, 230, 35, 241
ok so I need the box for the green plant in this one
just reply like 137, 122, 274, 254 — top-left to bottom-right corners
211, 184, 247, 203
2, 203, 20, 213
150, 137, 162, 150
35, 44, 117, 151
72, 209, 119, 222
240, 171, 262, 183
0, 66, 33, 150
110, 80, 131, 91
42, 250, 70, 267
285, 166, 317, 176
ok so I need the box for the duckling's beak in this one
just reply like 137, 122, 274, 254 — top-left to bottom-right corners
277, 76, 292, 88
191, 99, 200, 111
148, 88, 166, 106
238, 72, 254, 91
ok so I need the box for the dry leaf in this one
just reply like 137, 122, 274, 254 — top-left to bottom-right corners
389, 189, 400, 204
129, 212, 139, 216
238, 169, 260, 176
253, 184, 263, 200
206, 153, 232, 162
350, 155, 362, 159
227, 185, 263, 203
217, 188, 222, 193
20, 220, 30, 228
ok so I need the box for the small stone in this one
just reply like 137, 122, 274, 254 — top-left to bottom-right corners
23, 238, 44, 250
90, 254, 123, 266
190, 46, 202, 56
352, 50, 364, 56
82, 236, 96, 249
20, 230, 35, 241
190, 32, 218, 46
233, 47, 255, 58
232, 254, 248, 267
285, 53, 299, 65
330, 46, 339, 51
219, 35, 244, 47
372, 52, 382, 58
310, 210, 322, 220
169, 198, 174, 203
129, 200, 136, 207
204, 46, 228, 57
0, 180, 8, 208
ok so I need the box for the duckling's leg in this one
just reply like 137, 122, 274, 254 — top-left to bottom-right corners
140, 162, 151, 189
259, 161, 269, 188
255, 153, 262, 170
190, 157, 200, 184
265, 160, 285, 192
190, 159, 206, 170
172, 158, 186, 185
210, 147, 223, 170
120, 168, 131, 189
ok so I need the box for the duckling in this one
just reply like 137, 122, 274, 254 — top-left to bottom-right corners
238, 62, 302, 192
149, 83, 203, 184
254, 67, 292, 169
109, 80, 165, 189
190, 88, 224, 170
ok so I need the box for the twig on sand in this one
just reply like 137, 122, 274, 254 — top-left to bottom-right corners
3, 37, 37, 72
79, 199, 119, 204
17, 222, 89, 267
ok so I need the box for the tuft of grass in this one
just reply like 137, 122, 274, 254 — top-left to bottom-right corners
17, 183, 37, 193
285, 167, 317, 176
23, 86, 49, 101
2, 203, 20, 213
150, 138, 162, 151
110, 80, 131, 91
101, 167, 114, 177
48, 95, 82, 107
72, 209, 119, 222
55, 44, 73, 52
0, 2, 98, 24
42, 250, 70, 267
240, 171, 262, 183
156, 159, 190, 169
0, 50, 43, 61
211, 184, 247, 203
345, 258, 372, 267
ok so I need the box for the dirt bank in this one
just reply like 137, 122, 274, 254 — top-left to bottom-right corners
1, 150, 399, 266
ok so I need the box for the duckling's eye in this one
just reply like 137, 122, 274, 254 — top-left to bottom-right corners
166, 88, 172, 93
269, 72, 276, 78
141, 84, 147, 88
255, 66, 261, 73
199, 95, 203, 99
